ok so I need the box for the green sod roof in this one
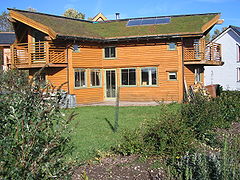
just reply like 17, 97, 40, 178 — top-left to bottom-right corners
9, 9, 220, 40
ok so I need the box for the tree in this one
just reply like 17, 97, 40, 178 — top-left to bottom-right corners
63, 8, 85, 19
212, 29, 220, 40
0, 11, 14, 32
26, 7, 37, 12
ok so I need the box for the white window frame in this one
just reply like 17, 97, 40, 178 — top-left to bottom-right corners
90, 69, 101, 87
237, 68, 240, 82
104, 46, 116, 59
237, 44, 240, 62
140, 67, 158, 86
74, 68, 87, 88
168, 72, 177, 80
120, 68, 137, 86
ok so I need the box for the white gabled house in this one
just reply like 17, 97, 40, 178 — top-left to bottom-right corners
204, 25, 240, 90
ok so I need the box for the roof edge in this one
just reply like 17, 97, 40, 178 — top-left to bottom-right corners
7, 8, 93, 23
57, 32, 204, 43
211, 25, 240, 42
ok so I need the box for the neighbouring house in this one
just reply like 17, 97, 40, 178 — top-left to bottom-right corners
0, 32, 15, 70
8, 8, 223, 104
205, 26, 240, 90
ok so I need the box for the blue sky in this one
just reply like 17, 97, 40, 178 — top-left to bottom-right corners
1, 0, 239, 33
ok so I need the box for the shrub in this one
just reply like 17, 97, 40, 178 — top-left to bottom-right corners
114, 105, 195, 157
181, 92, 240, 142
0, 70, 75, 179
169, 134, 240, 180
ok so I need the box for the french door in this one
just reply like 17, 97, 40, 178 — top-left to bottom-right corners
105, 69, 116, 98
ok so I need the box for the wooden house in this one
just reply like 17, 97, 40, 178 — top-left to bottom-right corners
8, 9, 223, 104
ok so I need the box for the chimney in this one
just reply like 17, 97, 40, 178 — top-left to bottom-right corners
115, 12, 120, 20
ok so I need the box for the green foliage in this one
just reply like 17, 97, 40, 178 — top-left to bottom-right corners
181, 92, 240, 142
0, 11, 14, 32
114, 105, 195, 157
0, 70, 75, 179
169, 133, 240, 180
63, 8, 85, 19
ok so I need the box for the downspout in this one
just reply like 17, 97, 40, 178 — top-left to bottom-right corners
66, 45, 70, 94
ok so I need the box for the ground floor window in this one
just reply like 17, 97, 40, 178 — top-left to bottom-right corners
168, 72, 177, 80
74, 68, 86, 88
90, 69, 101, 87
121, 68, 136, 86
141, 67, 157, 86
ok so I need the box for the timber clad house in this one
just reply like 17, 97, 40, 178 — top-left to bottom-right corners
8, 9, 223, 104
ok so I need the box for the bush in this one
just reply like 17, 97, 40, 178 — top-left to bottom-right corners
181, 92, 240, 142
114, 105, 195, 157
0, 70, 75, 179
169, 133, 240, 180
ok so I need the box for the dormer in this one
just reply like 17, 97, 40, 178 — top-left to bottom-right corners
92, 12, 107, 22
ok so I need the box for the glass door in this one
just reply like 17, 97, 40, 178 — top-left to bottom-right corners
105, 69, 116, 98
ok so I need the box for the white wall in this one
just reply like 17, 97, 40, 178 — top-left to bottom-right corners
204, 29, 240, 90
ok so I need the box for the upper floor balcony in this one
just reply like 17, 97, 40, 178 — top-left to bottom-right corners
183, 41, 223, 66
9, 41, 67, 69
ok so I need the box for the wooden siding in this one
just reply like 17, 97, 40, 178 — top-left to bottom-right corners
71, 41, 183, 103
184, 65, 204, 89
29, 67, 68, 90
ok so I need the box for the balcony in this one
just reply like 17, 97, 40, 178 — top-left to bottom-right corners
184, 42, 223, 66
9, 41, 67, 69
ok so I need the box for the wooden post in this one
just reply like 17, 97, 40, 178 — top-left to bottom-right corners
10, 45, 14, 67
28, 42, 31, 65
45, 42, 49, 64
114, 87, 120, 132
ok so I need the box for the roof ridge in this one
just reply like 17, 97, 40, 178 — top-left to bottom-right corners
96, 12, 221, 23
229, 25, 240, 29
7, 8, 93, 23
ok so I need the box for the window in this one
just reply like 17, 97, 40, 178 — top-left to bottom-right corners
121, 68, 136, 86
237, 68, 240, 82
237, 44, 240, 62
104, 47, 116, 58
168, 72, 177, 80
168, 43, 176, 50
73, 44, 80, 53
141, 67, 157, 86
74, 69, 86, 88
195, 67, 201, 83
90, 69, 101, 87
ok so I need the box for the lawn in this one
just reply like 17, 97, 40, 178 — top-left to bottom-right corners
67, 104, 179, 162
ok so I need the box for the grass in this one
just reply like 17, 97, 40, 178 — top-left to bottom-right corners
66, 104, 179, 162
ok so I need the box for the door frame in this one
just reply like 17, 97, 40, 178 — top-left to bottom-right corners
104, 69, 117, 100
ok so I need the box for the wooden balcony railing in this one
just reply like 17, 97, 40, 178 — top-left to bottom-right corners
10, 41, 67, 68
184, 42, 222, 65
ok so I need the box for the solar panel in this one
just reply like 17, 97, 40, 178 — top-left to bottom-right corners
126, 17, 171, 27
142, 18, 156, 25
155, 17, 171, 24
127, 19, 142, 26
